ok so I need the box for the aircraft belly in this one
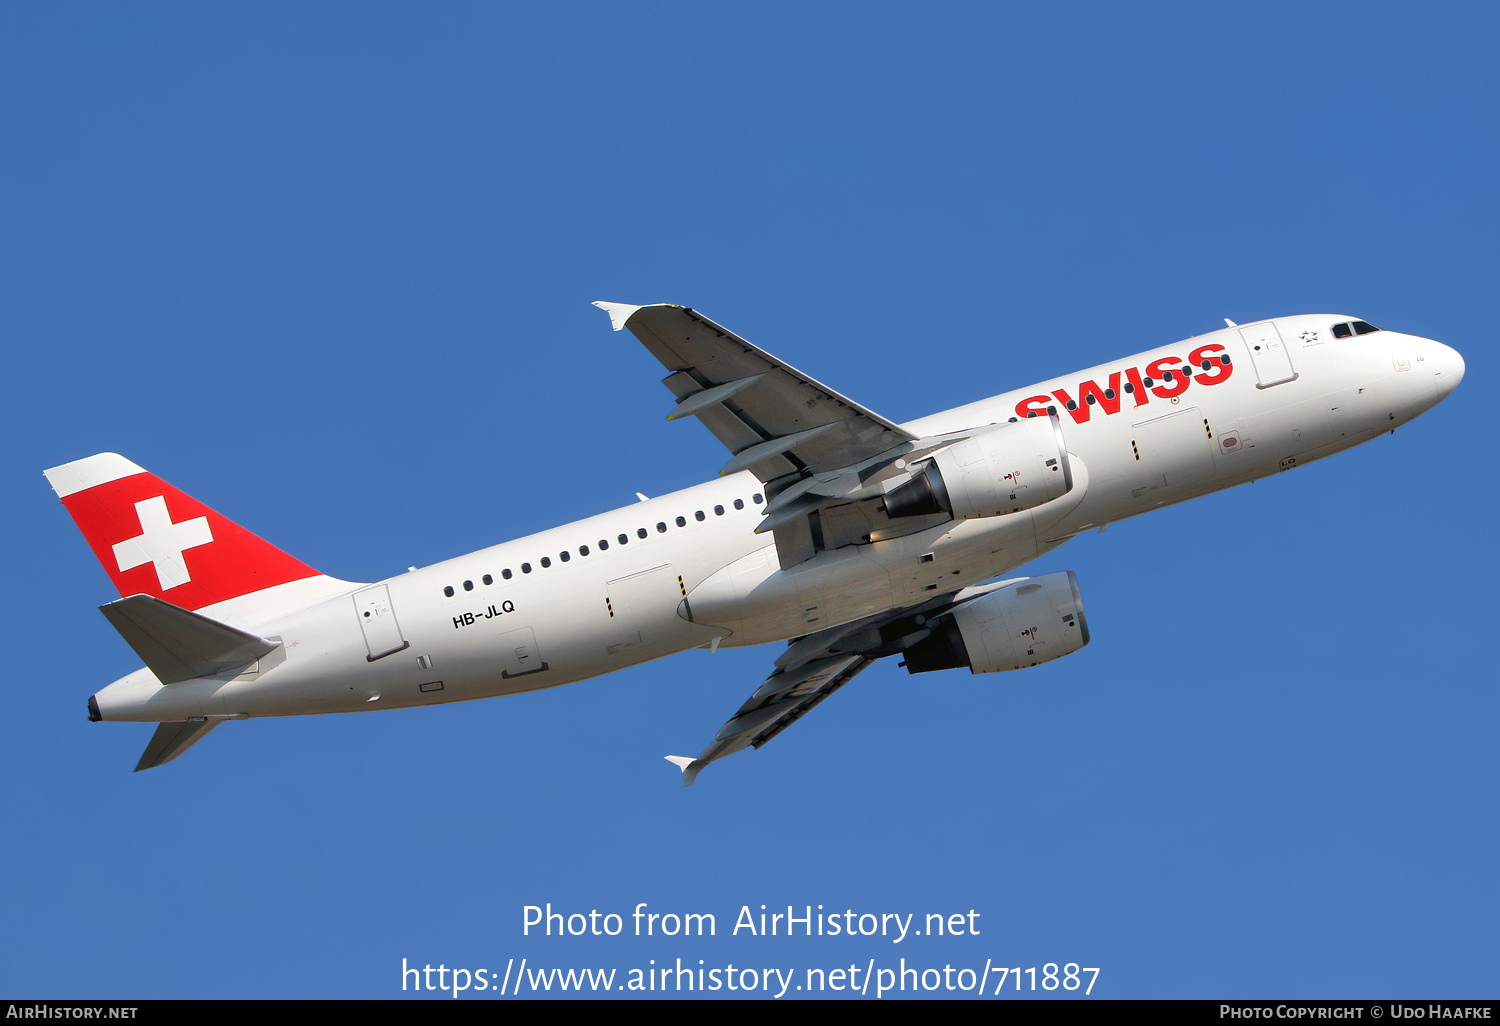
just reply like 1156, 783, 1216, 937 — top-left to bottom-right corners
689, 545, 895, 646
603, 564, 707, 665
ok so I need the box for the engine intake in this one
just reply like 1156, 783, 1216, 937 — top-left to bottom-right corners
885, 414, 1073, 520
902, 571, 1089, 674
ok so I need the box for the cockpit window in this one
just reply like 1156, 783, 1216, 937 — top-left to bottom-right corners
1332, 320, 1381, 339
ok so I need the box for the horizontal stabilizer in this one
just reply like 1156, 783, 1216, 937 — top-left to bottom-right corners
135, 717, 223, 771
100, 594, 277, 684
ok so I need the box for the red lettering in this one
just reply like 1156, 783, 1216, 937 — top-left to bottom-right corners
1015, 395, 1053, 419
1052, 372, 1125, 425
1079, 373, 1122, 415
1189, 343, 1234, 385
1051, 388, 1090, 424
1020, 358, 1210, 423
1147, 356, 1189, 399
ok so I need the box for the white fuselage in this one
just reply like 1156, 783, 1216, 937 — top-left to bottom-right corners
91, 316, 1463, 723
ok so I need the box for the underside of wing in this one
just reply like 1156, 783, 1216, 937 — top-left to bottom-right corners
596, 302, 916, 479
597, 302, 997, 569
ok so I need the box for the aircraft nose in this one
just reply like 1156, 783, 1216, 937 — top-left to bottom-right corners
1429, 340, 1465, 398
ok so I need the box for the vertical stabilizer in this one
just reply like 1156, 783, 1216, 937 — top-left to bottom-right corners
45, 453, 359, 626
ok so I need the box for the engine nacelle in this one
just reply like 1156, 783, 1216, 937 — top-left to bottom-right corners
902, 571, 1089, 674
885, 414, 1073, 520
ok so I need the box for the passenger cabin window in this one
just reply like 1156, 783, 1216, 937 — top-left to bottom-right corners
443, 586, 454, 597
540, 557, 551, 568
675, 516, 686, 527
482, 574, 493, 585
502, 569, 513, 580
522, 563, 532, 574
463, 580, 473, 591
638, 528, 648, 538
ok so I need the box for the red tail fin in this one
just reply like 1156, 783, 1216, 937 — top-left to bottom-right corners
45, 453, 321, 612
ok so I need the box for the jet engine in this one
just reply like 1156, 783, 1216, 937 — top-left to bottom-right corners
884, 415, 1073, 520
901, 571, 1089, 674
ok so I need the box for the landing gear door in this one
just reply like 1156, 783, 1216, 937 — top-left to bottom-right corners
607, 563, 698, 656
1239, 322, 1298, 389
354, 584, 409, 661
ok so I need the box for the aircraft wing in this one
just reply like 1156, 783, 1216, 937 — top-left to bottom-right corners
595, 303, 917, 480
664, 583, 1015, 785
597, 302, 953, 567
666, 652, 876, 786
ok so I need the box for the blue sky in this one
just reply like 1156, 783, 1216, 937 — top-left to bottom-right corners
2, 1, 1495, 999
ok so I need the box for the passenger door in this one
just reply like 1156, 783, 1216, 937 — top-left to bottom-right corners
1239, 322, 1298, 389
353, 584, 408, 661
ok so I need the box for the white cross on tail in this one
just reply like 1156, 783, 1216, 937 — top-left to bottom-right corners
111, 495, 213, 590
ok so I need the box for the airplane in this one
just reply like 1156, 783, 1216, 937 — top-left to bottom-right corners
46, 304, 1464, 783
